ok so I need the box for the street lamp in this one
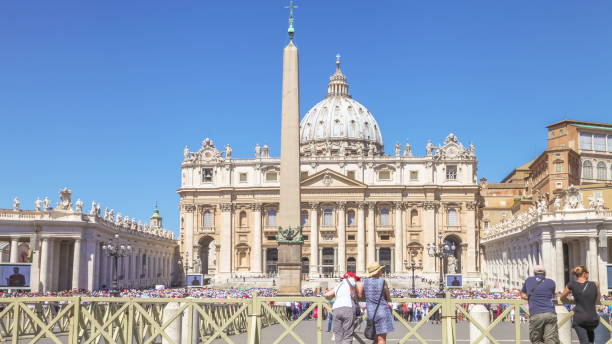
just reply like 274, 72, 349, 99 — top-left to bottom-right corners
404, 251, 422, 298
102, 234, 132, 297
426, 233, 456, 297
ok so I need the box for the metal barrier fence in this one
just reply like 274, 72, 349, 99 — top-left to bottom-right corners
1, 294, 611, 344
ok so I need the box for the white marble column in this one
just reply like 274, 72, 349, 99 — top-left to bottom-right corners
394, 202, 403, 273
251, 203, 263, 273
465, 202, 477, 274
598, 237, 608, 295
72, 239, 81, 290
218, 203, 233, 275
422, 202, 437, 273
40, 238, 50, 292
588, 236, 599, 282
541, 237, 553, 278
357, 203, 366, 274
555, 238, 564, 290
337, 202, 346, 275
309, 203, 319, 277
183, 205, 195, 268
366, 202, 376, 266
9, 238, 19, 263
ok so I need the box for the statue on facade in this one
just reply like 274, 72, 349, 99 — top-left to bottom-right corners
116, 213, 123, 224
368, 142, 376, 157
262, 144, 269, 158
255, 144, 261, 158
447, 256, 458, 274
34, 197, 42, 211
553, 197, 562, 211
12, 197, 20, 211
339, 141, 346, 157
469, 143, 475, 154
109, 209, 115, 222
426, 140, 434, 156
404, 143, 412, 157
58, 187, 73, 211
89, 201, 97, 215
183, 146, 190, 160
394, 142, 401, 157
43, 196, 52, 211
564, 185, 584, 210
224, 144, 232, 158
75, 199, 83, 213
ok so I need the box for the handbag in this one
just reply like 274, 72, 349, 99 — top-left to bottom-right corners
364, 280, 386, 340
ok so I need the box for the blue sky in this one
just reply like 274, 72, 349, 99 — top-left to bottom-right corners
1, 1, 611, 233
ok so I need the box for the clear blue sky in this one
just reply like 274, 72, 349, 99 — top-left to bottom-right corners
1, 1, 611, 234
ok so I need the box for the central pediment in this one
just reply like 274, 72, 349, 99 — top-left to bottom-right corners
301, 169, 366, 188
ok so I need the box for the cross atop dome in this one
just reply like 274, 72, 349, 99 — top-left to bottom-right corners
328, 54, 349, 97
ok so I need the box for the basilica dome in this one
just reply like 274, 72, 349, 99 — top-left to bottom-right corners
300, 58, 383, 157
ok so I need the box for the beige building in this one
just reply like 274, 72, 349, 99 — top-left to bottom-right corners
179, 57, 481, 283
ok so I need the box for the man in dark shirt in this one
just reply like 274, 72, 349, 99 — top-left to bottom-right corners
520, 265, 559, 344
7, 267, 26, 287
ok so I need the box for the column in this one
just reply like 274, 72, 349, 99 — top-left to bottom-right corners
541, 237, 553, 277
40, 238, 50, 292
219, 203, 233, 275
183, 205, 195, 268
72, 239, 81, 290
465, 202, 477, 274
555, 238, 565, 290
357, 203, 366, 274
588, 236, 599, 282
309, 203, 319, 277
366, 202, 376, 266
251, 203, 263, 273
598, 235, 608, 295
9, 238, 19, 263
337, 202, 346, 275
30, 234, 40, 292
262, 248, 268, 274
100, 245, 107, 289
394, 202, 403, 273
422, 202, 437, 273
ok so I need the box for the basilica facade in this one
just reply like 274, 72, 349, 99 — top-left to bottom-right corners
179, 59, 481, 282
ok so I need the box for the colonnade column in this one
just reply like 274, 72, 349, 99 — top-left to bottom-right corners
366, 202, 376, 266
183, 205, 195, 268
9, 238, 19, 263
555, 238, 565, 290
541, 237, 553, 278
588, 236, 599, 282
218, 203, 233, 275
337, 202, 346, 275
40, 238, 50, 292
394, 202, 403, 273
356, 203, 366, 274
309, 203, 319, 278
422, 201, 437, 273
251, 203, 263, 274
465, 202, 477, 274
72, 239, 81, 290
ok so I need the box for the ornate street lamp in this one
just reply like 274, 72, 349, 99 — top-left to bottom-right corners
426, 233, 456, 297
404, 251, 422, 298
102, 234, 132, 297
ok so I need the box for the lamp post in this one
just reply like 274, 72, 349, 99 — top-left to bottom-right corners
426, 233, 456, 297
404, 251, 422, 298
102, 234, 132, 297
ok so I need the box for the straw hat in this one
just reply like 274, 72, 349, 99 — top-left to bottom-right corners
366, 262, 385, 277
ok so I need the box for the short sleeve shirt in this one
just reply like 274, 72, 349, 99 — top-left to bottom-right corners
521, 275, 556, 315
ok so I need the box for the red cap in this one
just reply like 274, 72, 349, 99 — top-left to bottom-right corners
342, 272, 361, 281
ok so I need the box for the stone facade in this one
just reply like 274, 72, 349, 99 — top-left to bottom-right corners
0, 190, 177, 292
178, 61, 481, 282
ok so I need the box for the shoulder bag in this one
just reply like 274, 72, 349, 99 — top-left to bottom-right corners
364, 280, 386, 340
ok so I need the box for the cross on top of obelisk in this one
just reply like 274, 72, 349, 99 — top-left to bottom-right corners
286, 0, 298, 40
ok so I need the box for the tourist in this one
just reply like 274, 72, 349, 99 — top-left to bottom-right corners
560, 266, 600, 344
324, 272, 361, 344
360, 262, 394, 344
520, 265, 559, 344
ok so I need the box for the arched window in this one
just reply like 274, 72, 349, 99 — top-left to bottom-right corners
347, 210, 356, 226
300, 211, 309, 226
447, 209, 458, 226
203, 210, 213, 228
267, 210, 277, 226
239, 211, 247, 227
410, 209, 419, 226
323, 208, 333, 226
583, 161, 593, 179
597, 162, 607, 180
380, 208, 390, 226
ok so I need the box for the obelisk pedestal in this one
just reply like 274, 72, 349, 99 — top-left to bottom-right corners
277, 242, 302, 295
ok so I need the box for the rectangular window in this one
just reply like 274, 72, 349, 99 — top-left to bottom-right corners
266, 172, 278, 182
380, 235, 390, 240
380, 209, 390, 226
347, 212, 356, 226
410, 171, 418, 181
608, 136, 612, 152
556, 181, 563, 189
301, 213, 309, 226
300, 171, 309, 179
303, 235, 309, 241
267, 236, 276, 241
239, 173, 248, 182
483, 221, 489, 229
446, 165, 457, 180
202, 168, 213, 182
594, 191, 603, 200
323, 209, 333, 226
348, 235, 355, 241
378, 170, 391, 180
580, 132, 593, 150
347, 171, 356, 179
555, 163, 563, 172
594, 134, 606, 151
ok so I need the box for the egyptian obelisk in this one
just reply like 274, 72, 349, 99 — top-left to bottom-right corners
277, 1, 303, 296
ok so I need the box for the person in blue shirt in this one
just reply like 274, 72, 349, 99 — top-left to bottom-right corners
520, 265, 559, 344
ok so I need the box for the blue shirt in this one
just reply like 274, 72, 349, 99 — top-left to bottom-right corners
521, 275, 556, 315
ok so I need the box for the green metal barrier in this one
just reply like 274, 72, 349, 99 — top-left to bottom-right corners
1, 295, 611, 344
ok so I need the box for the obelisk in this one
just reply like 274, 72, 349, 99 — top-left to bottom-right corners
276, 0, 303, 296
